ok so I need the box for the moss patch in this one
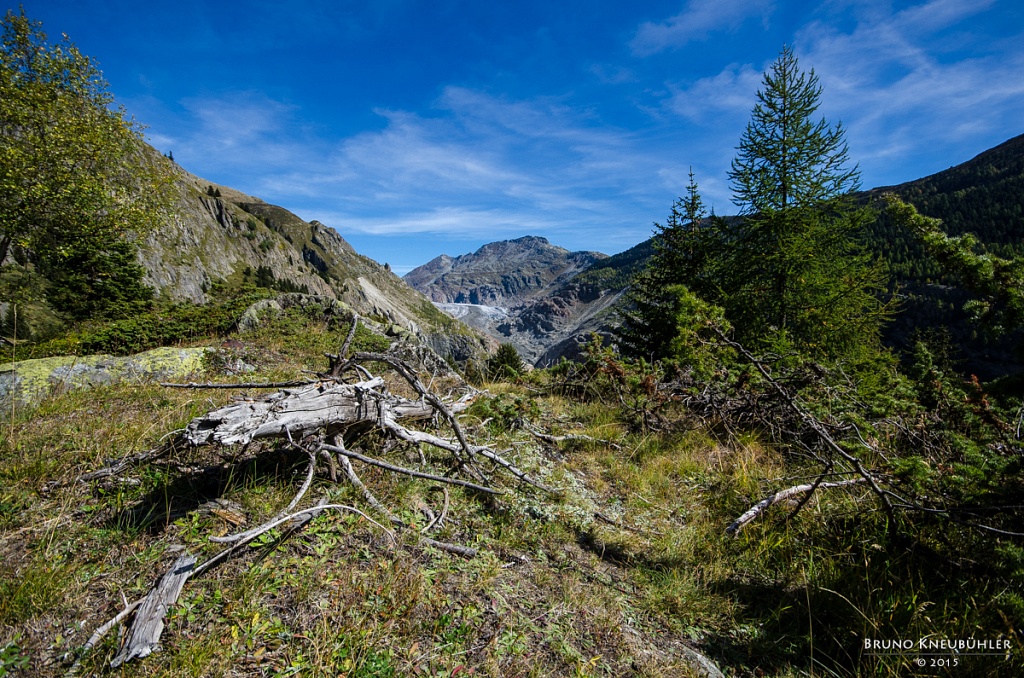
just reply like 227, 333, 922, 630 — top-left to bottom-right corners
0, 346, 210, 409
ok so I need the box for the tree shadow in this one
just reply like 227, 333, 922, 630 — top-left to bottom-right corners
694, 531, 1010, 677
103, 443, 309, 535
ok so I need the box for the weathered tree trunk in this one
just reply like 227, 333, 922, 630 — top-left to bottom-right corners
183, 378, 435, 446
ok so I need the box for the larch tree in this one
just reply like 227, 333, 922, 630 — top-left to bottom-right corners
723, 45, 888, 360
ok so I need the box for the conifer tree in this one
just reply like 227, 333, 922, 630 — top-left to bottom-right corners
619, 170, 718, 360
487, 343, 525, 380
723, 46, 887, 359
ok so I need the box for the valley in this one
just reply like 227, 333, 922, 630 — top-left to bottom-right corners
410, 133, 1024, 377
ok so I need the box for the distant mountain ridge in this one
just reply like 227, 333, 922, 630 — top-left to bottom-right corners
862, 132, 1024, 378
404, 237, 623, 365
405, 236, 606, 306
864, 132, 1024, 283
403, 237, 618, 366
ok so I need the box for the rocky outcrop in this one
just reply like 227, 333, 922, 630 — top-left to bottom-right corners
132, 154, 492, 364
234, 293, 494, 363
136, 178, 333, 303
0, 347, 210, 408
497, 283, 626, 366
405, 236, 606, 307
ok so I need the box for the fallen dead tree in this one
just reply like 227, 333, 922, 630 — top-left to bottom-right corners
73, 317, 555, 671
182, 376, 433, 446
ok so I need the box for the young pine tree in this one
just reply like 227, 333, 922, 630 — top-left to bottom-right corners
487, 343, 525, 380
619, 170, 721, 360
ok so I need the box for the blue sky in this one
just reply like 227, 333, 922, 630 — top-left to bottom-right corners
16, 0, 1024, 273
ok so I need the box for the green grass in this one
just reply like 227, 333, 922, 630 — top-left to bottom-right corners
0, 313, 1020, 677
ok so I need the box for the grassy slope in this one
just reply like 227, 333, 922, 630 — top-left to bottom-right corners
0, 313, 1020, 677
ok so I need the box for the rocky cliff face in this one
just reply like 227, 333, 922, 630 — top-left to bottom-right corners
405, 236, 606, 306
134, 158, 492, 362
406, 237, 625, 366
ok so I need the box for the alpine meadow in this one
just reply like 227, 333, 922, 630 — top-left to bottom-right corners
2, 7, 1023, 678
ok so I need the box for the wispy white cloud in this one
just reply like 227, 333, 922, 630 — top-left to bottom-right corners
631, 0, 775, 56
155, 85, 698, 258
666, 63, 763, 122
181, 92, 297, 148
311, 207, 564, 238
796, 0, 1024, 174
134, 91, 321, 184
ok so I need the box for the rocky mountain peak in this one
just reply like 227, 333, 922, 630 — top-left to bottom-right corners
404, 236, 606, 306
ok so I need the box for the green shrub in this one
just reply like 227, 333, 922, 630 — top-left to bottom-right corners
8, 284, 276, 360
465, 393, 539, 433
487, 343, 524, 381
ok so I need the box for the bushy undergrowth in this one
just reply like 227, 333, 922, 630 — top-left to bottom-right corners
558, 335, 1023, 675
4, 284, 277, 362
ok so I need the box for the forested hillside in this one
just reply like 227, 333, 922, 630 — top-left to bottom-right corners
867, 132, 1024, 282
860, 133, 1024, 378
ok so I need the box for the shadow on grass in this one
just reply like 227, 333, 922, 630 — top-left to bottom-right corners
103, 443, 309, 534
696, 531, 1020, 678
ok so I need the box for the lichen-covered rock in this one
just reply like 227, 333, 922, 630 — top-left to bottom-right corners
236, 299, 284, 331
235, 294, 357, 332
0, 347, 210, 409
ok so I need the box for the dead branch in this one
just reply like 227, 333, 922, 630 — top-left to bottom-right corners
527, 426, 622, 451
713, 328, 895, 518
110, 554, 197, 667
422, 486, 449, 534
420, 537, 478, 557
62, 441, 177, 488
350, 351, 478, 462
193, 502, 397, 580
329, 312, 361, 377
376, 416, 555, 494
315, 440, 475, 557
726, 478, 866, 536
283, 496, 330, 534
332, 436, 392, 517
323, 436, 477, 557
321, 441, 501, 495
64, 599, 144, 677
